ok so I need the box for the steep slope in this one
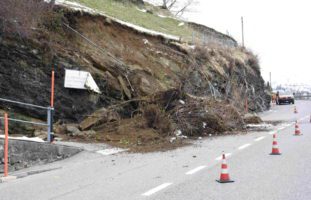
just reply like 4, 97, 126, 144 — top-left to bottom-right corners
0, 3, 270, 151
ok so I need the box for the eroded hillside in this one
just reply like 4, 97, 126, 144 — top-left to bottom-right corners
0, 4, 270, 151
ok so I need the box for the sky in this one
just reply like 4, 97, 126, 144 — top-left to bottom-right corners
182, 0, 311, 86
148, 0, 311, 86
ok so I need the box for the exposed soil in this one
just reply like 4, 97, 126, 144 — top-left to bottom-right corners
0, 8, 271, 152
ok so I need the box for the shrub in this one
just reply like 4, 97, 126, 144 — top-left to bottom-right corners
142, 104, 173, 136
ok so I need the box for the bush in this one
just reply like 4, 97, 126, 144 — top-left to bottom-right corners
193, 45, 209, 61
142, 104, 173, 136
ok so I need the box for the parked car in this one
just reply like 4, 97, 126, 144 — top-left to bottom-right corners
276, 91, 295, 105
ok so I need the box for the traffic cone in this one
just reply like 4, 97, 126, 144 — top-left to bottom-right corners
270, 134, 281, 155
216, 153, 234, 183
294, 121, 302, 136
294, 106, 298, 114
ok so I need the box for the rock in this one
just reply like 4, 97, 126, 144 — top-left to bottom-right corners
33, 130, 47, 139
83, 130, 96, 136
31, 49, 38, 55
179, 100, 185, 105
169, 137, 177, 143
243, 113, 263, 124
66, 124, 82, 136
175, 130, 182, 136
54, 124, 66, 135
79, 108, 120, 131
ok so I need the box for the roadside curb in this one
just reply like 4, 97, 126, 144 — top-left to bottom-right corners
0, 167, 62, 183
0, 176, 17, 183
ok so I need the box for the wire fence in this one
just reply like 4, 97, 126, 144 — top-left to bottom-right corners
0, 98, 54, 142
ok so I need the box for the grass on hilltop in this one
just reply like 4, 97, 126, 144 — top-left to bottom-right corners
68, 0, 194, 39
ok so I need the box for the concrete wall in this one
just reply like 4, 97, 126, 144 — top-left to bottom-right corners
0, 139, 82, 173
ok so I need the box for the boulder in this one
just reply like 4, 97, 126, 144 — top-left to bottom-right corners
66, 124, 82, 136
79, 108, 120, 131
243, 113, 263, 124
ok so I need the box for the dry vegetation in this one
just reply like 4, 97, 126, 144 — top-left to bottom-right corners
0, 0, 53, 37
0, 3, 268, 152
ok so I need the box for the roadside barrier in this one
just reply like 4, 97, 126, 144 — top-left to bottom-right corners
294, 121, 302, 136
216, 153, 234, 183
270, 134, 281, 155
0, 70, 55, 142
294, 106, 298, 114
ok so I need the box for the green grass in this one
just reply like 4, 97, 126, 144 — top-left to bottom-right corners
68, 0, 194, 39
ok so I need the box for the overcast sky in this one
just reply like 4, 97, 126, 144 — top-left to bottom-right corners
182, 0, 311, 86
148, 0, 311, 86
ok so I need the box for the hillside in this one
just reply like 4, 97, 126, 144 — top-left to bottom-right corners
0, 0, 270, 151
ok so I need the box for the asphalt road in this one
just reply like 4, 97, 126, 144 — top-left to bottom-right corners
0, 101, 311, 200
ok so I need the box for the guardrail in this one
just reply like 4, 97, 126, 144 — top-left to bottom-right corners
0, 70, 55, 142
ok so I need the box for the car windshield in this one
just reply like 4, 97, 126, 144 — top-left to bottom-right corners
277, 91, 292, 95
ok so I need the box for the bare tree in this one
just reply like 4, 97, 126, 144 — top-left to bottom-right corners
160, 0, 197, 17
0, 0, 53, 38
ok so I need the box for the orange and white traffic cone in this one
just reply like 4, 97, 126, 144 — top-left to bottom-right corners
294, 121, 302, 136
294, 106, 298, 114
270, 134, 281, 155
216, 153, 234, 183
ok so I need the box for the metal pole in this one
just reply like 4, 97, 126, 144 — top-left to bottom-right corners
4, 113, 9, 177
241, 17, 245, 47
47, 107, 51, 142
269, 72, 272, 89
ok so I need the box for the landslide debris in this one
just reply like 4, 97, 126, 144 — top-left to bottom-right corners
0, 4, 270, 152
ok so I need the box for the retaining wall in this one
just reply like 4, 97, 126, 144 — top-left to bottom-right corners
0, 139, 82, 173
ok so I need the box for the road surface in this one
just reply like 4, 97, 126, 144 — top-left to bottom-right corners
0, 101, 311, 200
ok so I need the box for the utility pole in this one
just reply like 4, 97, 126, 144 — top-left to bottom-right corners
241, 16, 245, 47
269, 72, 272, 89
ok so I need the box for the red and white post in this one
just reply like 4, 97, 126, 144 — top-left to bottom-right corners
50, 70, 55, 108
48, 70, 55, 143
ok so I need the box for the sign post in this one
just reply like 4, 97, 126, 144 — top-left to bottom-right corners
48, 70, 55, 143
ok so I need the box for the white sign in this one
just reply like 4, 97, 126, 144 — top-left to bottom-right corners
64, 69, 101, 94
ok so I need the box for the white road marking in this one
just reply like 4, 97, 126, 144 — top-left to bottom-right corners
185, 166, 207, 175
268, 131, 275, 135
238, 143, 251, 150
96, 148, 127, 155
255, 136, 265, 141
142, 183, 172, 196
215, 153, 232, 161
278, 127, 285, 131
